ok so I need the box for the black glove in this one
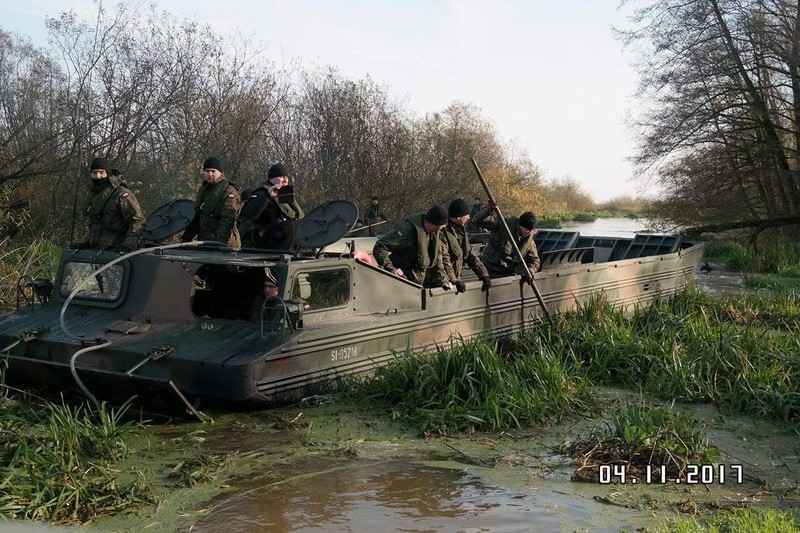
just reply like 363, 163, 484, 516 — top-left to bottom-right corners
454, 280, 467, 294
116, 244, 132, 253
481, 277, 492, 292
70, 241, 88, 250
519, 272, 532, 287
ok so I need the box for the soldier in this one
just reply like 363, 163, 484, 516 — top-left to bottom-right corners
251, 267, 282, 323
373, 205, 453, 290
238, 163, 305, 250
83, 157, 145, 251
466, 197, 484, 233
474, 201, 540, 281
363, 195, 388, 236
181, 157, 241, 247
440, 199, 492, 293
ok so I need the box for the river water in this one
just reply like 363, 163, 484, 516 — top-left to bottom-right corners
158, 219, 783, 532
559, 217, 651, 237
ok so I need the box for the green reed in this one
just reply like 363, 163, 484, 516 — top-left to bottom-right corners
704, 239, 800, 273
357, 335, 598, 435
650, 508, 800, 533
567, 398, 720, 482
0, 394, 150, 524
540, 289, 800, 423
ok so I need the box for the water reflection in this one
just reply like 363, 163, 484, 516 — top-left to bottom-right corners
559, 217, 651, 238
194, 460, 553, 532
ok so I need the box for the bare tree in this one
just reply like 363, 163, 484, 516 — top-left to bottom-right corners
622, 0, 800, 230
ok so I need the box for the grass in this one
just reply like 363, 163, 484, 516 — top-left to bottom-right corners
0, 395, 152, 523
704, 239, 800, 273
567, 398, 721, 482
538, 290, 800, 423
356, 335, 599, 435
537, 210, 643, 228
356, 287, 800, 433
650, 508, 800, 532
743, 271, 800, 292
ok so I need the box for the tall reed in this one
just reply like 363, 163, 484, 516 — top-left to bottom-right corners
539, 289, 800, 423
358, 336, 598, 435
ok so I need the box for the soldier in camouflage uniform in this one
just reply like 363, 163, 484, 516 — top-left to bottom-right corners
440, 199, 492, 293
474, 201, 540, 281
84, 158, 145, 251
363, 196, 388, 236
373, 205, 454, 290
181, 157, 241, 247
238, 163, 304, 250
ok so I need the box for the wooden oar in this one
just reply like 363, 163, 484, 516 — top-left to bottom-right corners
346, 220, 387, 235
471, 157, 553, 324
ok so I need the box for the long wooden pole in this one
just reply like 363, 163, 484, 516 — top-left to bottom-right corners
346, 220, 387, 235
471, 157, 552, 324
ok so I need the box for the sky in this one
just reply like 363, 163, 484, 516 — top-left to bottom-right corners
4, 0, 643, 202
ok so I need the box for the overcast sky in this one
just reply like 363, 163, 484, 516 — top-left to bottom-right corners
5, 0, 643, 202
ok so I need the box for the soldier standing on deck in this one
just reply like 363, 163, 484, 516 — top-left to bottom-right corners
238, 163, 305, 250
83, 157, 145, 252
363, 195, 388, 236
181, 157, 241, 247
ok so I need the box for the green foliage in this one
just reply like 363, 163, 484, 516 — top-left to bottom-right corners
703, 240, 752, 271
609, 400, 719, 463
537, 216, 563, 228
540, 289, 800, 423
651, 508, 800, 533
356, 336, 598, 435
757, 242, 800, 273
0, 396, 150, 524
743, 273, 800, 292
568, 399, 720, 481
703, 239, 800, 274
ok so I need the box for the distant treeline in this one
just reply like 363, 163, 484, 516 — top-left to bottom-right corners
0, 2, 641, 246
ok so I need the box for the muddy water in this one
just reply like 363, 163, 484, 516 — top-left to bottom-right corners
168, 394, 799, 533
194, 460, 546, 532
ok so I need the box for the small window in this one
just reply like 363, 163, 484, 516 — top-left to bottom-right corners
291, 269, 349, 310
60, 262, 126, 301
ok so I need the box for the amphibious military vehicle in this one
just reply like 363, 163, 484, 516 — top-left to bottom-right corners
0, 199, 704, 418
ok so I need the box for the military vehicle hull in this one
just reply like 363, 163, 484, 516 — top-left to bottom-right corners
0, 231, 703, 416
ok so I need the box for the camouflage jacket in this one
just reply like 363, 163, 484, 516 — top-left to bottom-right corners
182, 179, 241, 247
84, 176, 145, 250
474, 208, 540, 276
373, 213, 449, 286
364, 202, 387, 222
440, 220, 489, 281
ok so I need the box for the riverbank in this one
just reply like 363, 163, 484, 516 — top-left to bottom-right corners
2, 272, 798, 531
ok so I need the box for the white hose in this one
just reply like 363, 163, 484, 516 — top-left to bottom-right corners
60, 240, 218, 400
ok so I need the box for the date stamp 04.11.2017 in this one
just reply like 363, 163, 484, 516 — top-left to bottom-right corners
598, 464, 744, 485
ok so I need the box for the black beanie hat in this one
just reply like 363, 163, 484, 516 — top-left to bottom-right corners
203, 157, 223, 172
448, 198, 470, 218
90, 158, 111, 173
268, 163, 289, 180
424, 205, 449, 226
519, 211, 537, 230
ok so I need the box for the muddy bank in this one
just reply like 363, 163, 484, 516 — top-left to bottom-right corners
96, 390, 800, 532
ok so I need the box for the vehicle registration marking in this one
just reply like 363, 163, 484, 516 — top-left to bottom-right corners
331, 346, 358, 362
